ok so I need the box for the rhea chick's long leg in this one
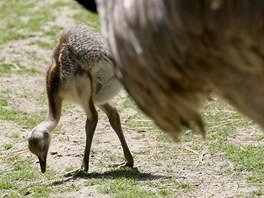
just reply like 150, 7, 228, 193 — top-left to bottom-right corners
65, 97, 99, 178
99, 103, 134, 167
64, 73, 99, 177
82, 98, 98, 172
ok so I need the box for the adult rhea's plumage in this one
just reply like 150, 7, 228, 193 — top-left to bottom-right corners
77, 0, 264, 137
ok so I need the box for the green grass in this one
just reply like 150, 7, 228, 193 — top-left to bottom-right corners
0, 156, 53, 197
100, 178, 157, 198
0, 0, 99, 45
0, 1, 73, 44
0, 154, 84, 198
202, 99, 264, 195
205, 143, 264, 196
226, 145, 264, 190
69, 1, 101, 32
0, 93, 49, 133
31, 40, 54, 49
176, 182, 195, 190
6, 132, 20, 140
85, 168, 180, 198
0, 62, 38, 76
0, 105, 47, 129
0, 1, 45, 44
2, 143, 13, 150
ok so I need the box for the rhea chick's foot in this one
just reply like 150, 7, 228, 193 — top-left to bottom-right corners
28, 25, 134, 174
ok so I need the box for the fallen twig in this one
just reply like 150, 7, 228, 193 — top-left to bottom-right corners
184, 147, 204, 167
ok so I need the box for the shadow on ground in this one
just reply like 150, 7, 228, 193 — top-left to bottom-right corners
50, 167, 170, 187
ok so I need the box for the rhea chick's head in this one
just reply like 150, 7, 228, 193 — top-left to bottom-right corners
28, 128, 51, 173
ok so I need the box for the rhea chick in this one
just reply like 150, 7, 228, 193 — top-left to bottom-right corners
28, 25, 134, 173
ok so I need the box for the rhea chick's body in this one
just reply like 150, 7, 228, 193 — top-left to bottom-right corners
28, 25, 134, 174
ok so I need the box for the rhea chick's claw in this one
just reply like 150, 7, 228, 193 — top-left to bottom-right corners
28, 25, 134, 174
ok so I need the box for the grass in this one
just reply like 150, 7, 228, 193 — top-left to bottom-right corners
0, 104, 47, 129
0, 0, 263, 197
99, 178, 157, 198
0, 62, 38, 76
0, 1, 47, 45
0, 156, 51, 197
203, 99, 264, 195
31, 40, 54, 49
84, 168, 182, 197
2, 143, 13, 150
6, 132, 20, 140
226, 145, 264, 188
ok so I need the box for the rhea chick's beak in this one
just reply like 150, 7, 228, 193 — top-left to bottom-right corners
38, 152, 48, 173
28, 130, 51, 173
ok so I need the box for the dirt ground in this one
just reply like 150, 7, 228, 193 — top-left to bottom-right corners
1, 1, 263, 197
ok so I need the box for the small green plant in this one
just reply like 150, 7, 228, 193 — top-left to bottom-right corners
0, 180, 15, 190
3, 143, 13, 150
0, 99, 8, 106
6, 132, 19, 140
176, 182, 194, 190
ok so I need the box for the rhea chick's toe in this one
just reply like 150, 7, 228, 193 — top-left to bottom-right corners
28, 129, 51, 173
